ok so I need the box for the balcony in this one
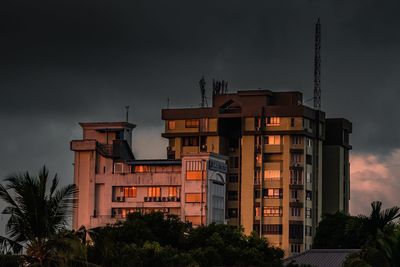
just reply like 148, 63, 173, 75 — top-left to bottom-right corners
264, 144, 283, 153
143, 196, 181, 202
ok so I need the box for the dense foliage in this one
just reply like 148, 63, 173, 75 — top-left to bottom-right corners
87, 212, 284, 267
313, 201, 400, 267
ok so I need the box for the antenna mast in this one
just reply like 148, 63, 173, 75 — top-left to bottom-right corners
199, 76, 207, 107
314, 18, 321, 110
125, 105, 129, 122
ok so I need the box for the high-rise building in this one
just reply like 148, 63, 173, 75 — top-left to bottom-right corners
322, 118, 352, 214
162, 89, 351, 255
70, 122, 227, 230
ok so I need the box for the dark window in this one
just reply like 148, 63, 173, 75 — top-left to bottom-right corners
228, 174, 238, 183
305, 226, 312, 236
306, 155, 312, 165
306, 190, 312, 201
263, 224, 283, 235
254, 189, 261, 199
229, 157, 239, 168
228, 208, 238, 218
182, 137, 199, 146
228, 191, 238, 201
289, 224, 303, 239
291, 118, 295, 127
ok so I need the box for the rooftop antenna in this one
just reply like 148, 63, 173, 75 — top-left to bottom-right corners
199, 76, 207, 107
314, 18, 321, 110
125, 105, 129, 122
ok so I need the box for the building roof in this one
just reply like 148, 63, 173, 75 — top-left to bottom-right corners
126, 159, 181, 166
79, 121, 136, 130
283, 249, 360, 267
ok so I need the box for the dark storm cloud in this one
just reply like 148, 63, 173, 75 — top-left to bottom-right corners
1, 1, 400, 203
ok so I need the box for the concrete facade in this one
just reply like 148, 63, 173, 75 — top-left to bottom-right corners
71, 122, 227, 229
161, 89, 352, 256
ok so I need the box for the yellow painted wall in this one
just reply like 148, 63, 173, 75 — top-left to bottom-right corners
240, 136, 255, 235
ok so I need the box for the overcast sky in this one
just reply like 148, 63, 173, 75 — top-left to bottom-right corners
1, 0, 400, 222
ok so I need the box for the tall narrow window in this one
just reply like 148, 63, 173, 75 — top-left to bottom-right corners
147, 187, 161, 197
167, 120, 176, 130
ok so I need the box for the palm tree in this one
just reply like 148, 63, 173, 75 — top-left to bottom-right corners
346, 201, 400, 247
0, 166, 78, 266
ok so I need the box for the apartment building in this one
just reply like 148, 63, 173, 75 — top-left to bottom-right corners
70, 122, 227, 229
162, 89, 351, 255
322, 118, 352, 214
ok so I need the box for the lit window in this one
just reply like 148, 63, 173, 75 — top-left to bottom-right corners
266, 135, 281, 145
185, 193, 202, 203
186, 161, 204, 180
168, 187, 179, 197
167, 120, 176, 130
123, 187, 137, 198
264, 170, 281, 180
185, 119, 200, 128
266, 117, 280, 126
147, 187, 161, 197
255, 207, 261, 217
263, 207, 283, 217
134, 165, 151, 173
265, 188, 282, 199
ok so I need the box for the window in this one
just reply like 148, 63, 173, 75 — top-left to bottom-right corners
306, 154, 312, 165
182, 137, 199, 146
228, 191, 238, 201
290, 170, 303, 185
255, 207, 261, 217
291, 190, 298, 199
124, 187, 137, 198
228, 208, 238, 218
147, 187, 161, 197
168, 187, 179, 198
291, 136, 302, 145
266, 135, 281, 145
305, 226, 312, 236
291, 244, 301, 253
185, 216, 203, 226
289, 224, 303, 239
185, 119, 199, 128
263, 224, 283, 235
291, 153, 302, 164
264, 207, 283, 217
228, 174, 238, 183
291, 207, 301, 217
265, 170, 281, 180
229, 157, 239, 169
306, 190, 312, 201
306, 172, 312, 183
306, 208, 312, 218
291, 118, 295, 127
266, 117, 280, 126
254, 189, 261, 199
134, 165, 151, 173
266, 188, 283, 199
307, 138, 312, 147
186, 193, 202, 203
167, 120, 176, 130
186, 161, 204, 180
